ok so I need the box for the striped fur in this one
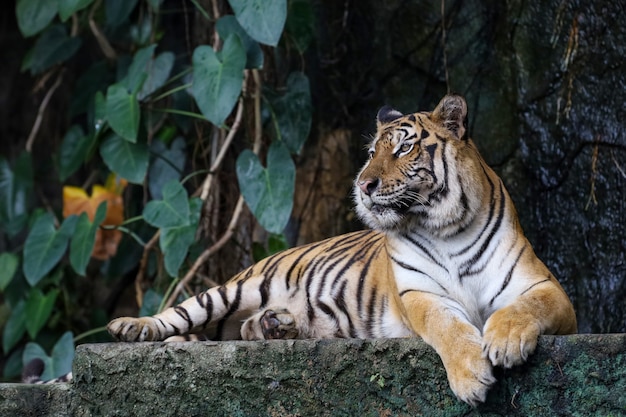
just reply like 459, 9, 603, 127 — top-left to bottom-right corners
107, 95, 577, 406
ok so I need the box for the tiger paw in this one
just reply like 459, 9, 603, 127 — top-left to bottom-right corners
107, 317, 160, 342
482, 308, 541, 368
445, 349, 496, 406
241, 308, 299, 340
261, 309, 299, 339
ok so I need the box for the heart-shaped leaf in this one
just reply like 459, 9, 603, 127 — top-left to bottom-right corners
3, 299, 26, 354
23, 213, 76, 287
123, 44, 156, 95
0, 153, 33, 237
148, 137, 186, 200
27, 25, 82, 75
25, 288, 59, 339
58, 0, 94, 22
69, 201, 107, 276
16, 0, 58, 38
236, 141, 295, 234
268, 72, 312, 154
139, 289, 163, 317
143, 180, 190, 228
216, 16, 263, 69
23, 331, 74, 381
100, 134, 149, 184
228, 0, 286, 47
0, 253, 19, 291
160, 197, 201, 277
191, 35, 246, 126
58, 125, 94, 181
137, 51, 175, 101
106, 83, 140, 143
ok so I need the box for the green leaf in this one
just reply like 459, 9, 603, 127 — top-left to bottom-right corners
0, 153, 33, 237
268, 72, 312, 154
148, 137, 186, 200
143, 180, 190, 228
27, 24, 82, 75
123, 44, 156, 94
139, 289, 163, 317
160, 197, 201, 277
22, 213, 74, 287
3, 299, 26, 354
0, 253, 20, 291
105, 0, 138, 28
3, 348, 24, 379
100, 134, 149, 184
106, 83, 140, 143
25, 288, 59, 339
236, 141, 295, 234
228, 0, 286, 47
137, 52, 175, 101
58, 125, 94, 181
16, 0, 58, 38
23, 331, 74, 381
191, 35, 246, 126
69, 202, 107, 276
216, 16, 263, 69
58, 0, 93, 21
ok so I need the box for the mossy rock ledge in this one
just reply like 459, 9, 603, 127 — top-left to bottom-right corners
1, 334, 624, 416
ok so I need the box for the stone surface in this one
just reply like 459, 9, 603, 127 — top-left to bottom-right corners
1, 335, 625, 416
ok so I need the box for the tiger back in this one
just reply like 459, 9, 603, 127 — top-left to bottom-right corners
107, 94, 577, 406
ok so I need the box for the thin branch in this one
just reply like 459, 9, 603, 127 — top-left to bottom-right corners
89, 0, 117, 61
134, 231, 161, 307
25, 69, 65, 153
196, 97, 245, 200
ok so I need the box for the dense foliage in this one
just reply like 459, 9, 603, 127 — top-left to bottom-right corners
1, 0, 313, 381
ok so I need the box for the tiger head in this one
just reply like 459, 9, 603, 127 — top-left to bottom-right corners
354, 94, 487, 236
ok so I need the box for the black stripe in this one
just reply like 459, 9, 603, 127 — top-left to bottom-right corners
201, 294, 213, 328
520, 277, 552, 296
174, 306, 193, 330
215, 281, 243, 339
259, 274, 272, 309
459, 181, 506, 278
217, 286, 229, 308
333, 280, 356, 337
420, 129, 430, 140
356, 245, 382, 314
452, 163, 496, 257
401, 234, 448, 273
488, 245, 527, 306
366, 287, 377, 338
390, 255, 449, 294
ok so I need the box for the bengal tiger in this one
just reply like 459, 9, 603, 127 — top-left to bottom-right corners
107, 94, 577, 406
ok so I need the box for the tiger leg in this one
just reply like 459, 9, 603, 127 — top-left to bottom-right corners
401, 291, 496, 406
482, 276, 577, 368
107, 274, 270, 342
240, 308, 299, 340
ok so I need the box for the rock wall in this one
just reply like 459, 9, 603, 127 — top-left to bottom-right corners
308, 0, 626, 333
1, 335, 625, 416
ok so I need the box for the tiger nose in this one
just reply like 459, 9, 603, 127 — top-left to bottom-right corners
358, 178, 379, 196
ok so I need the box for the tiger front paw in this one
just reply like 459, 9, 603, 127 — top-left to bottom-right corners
445, 349, 496, 406
482, 308, 541, 368
107, 317, 160, 342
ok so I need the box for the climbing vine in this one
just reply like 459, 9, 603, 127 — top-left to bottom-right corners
1, 0, 314, 381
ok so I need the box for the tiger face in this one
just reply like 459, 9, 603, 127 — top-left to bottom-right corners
355, 95, 484, 235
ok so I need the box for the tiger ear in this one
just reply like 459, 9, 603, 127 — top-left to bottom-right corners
430, 94, 468, 140
376, 105, 403, 126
